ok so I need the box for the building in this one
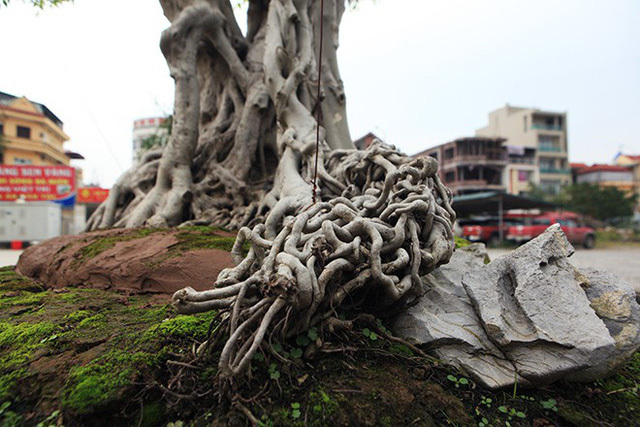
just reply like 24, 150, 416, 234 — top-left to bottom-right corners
476, 105, 570, 195
414, 136, 507, 195
132, 116, 169, 162
0, 91, 73, 166
614, 153, 640, 216
354, 132, 382, 150
574, 164, 635, 195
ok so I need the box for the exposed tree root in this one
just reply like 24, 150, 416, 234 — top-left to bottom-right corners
172, 141, 455, 380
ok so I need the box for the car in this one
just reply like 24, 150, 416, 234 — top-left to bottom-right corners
506, 212, 596, 248
462, 217, 523, 246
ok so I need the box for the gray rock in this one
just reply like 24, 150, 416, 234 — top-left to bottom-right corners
394, 225, 640, 389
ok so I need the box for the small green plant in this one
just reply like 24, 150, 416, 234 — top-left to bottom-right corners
447, 374, 469, 388
498, 405, 526, 425
362, 328, 378, 341
291, 402, 301, 419
290, 348, 303, 358
35, 409, 60, 427
478, 417, 492, 427
540, 398, 558, 412
480, 396, 492, 407
268, 363, 280, 380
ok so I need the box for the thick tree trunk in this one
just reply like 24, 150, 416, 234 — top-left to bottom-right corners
87, 0, 457, 380
88, 0, 354, 231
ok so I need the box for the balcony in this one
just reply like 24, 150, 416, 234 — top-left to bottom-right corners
540, 167, 571, 174
532, 124, 562, 131
539, 145, 562, 152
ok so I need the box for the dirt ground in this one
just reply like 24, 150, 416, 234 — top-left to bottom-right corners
487, 245, 640, 293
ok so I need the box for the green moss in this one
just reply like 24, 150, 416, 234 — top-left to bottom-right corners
454, 236, 471, 249
63, 310, 92, 323
62, 350, 161, 414
173, 230, 237, 252
143, 311, 217, 342
74, 228, 164, 265
0, 291, 48, 308
77, 313, 107, 329
308, 389, 338, 418
139, 401, 164, 427
0, 267, 44, 293
0, 369, 27, 401
0, 321, 58, 348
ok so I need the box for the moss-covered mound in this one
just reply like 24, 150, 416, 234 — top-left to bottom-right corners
16, 226, 237, 294
0, 234, 638, 426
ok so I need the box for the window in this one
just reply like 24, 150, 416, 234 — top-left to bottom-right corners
524, 116, 528, 131
518, 170, 531, 182
16, 126, 31, 139
445, 172, 455, 183
0, 123, 4, 135
532, 218, 551, 226
14, 157, 33, 165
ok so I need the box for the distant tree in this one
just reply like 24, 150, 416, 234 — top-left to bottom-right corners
0, 0, 71, 7
562, 183, 637, 221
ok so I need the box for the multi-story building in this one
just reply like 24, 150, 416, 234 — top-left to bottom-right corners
574, 164, 635, 195
414, 136, 507, 195
132, 116, 169, 163
476, 104, 570, 195
614, 153, 640, 216
0, 91, 72, 166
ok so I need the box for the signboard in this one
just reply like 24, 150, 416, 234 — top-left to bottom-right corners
0, 165, 75, 202
77, 187, 109, 204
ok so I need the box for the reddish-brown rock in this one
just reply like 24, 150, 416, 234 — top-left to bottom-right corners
16, 228, 235, 295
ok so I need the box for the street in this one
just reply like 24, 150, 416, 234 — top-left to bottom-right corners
0, 250, 22, 268
487, 246, 640, 293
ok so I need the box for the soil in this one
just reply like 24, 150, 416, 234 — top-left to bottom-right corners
16, 227, 236, 295
1, 233, 638, 426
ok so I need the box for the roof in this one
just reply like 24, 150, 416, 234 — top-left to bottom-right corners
453, 191, 557, 216
0, 90, 64, 129
575, 164, 633, 175
354, 132, 381, 150
413, 136, 506, 158
570, 162, 588, 170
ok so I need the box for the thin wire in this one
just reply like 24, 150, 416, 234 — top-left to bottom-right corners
312, 0, 325, 204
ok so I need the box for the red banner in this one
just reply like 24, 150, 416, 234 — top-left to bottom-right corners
0, 165, 75, 201
77, 187, 109, 204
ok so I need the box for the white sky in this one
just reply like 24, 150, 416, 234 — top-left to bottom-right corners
1, 0, 638, 187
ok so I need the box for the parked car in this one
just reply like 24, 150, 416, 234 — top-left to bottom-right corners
506, 212, 596, 248
462, 217, 523, 246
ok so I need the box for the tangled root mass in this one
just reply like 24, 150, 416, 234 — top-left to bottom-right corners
172, 141, 455, 379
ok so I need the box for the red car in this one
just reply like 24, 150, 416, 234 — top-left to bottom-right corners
506, 212, 596, 248
462, 217, 522, 246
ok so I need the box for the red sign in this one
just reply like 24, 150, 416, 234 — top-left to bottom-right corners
77, 187, 110, 204
0, 165, 75, 201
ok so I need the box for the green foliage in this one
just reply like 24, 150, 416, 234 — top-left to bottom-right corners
529, 182, 637, 221
362, 328, 378, 341
540, 398, 558, 412
447, 374, 469, 388
268, 363, 280, 380
562, 183, 637, 221
454, 236, 471, 249
1, 0, 72, 8
290, 402, 301, 419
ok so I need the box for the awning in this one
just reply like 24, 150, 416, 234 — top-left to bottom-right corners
453, 191, 557, 216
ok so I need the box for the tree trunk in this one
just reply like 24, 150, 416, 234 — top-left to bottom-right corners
87, 0, 456, 380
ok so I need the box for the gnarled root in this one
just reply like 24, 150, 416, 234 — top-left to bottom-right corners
172, 141, 456, 380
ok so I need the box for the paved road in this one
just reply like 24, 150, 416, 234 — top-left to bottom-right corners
487, 246, 640, 292
0, 250, 22, 268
